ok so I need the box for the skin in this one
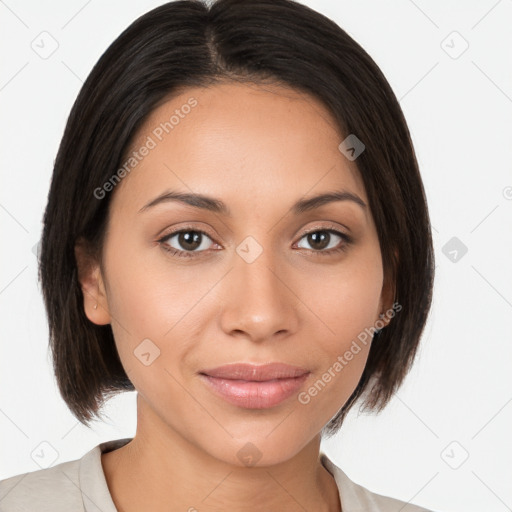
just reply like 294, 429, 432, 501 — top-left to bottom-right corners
76, 81, 393, 512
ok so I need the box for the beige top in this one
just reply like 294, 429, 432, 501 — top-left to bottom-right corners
0, 437, 435, 511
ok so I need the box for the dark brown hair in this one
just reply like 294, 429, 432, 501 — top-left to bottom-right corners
39, 0, 435, 435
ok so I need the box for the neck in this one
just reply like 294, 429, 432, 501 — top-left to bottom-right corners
101, 395, 341, 512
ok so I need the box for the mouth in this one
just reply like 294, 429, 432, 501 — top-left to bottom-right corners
198, 362, 311, 409
199, 362, 310, 380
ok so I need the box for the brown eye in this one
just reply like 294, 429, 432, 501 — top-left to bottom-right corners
174, 231, 203, 251
296, 229, 351, 256
159, 229, 215, 257
305, 231, 330, 250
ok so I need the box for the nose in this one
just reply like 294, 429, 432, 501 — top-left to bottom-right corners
218, 241, 300, 344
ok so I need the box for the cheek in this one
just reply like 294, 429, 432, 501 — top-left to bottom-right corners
298, 253, 382, 401
104, 232, 190, 329
309, 255, 383, 348
102, 238, 221, 371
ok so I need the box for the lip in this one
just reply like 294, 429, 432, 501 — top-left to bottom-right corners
199, 363, 311, 409
200, 362, 310, 381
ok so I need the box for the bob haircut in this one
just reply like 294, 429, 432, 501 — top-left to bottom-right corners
39, 0, 434, 436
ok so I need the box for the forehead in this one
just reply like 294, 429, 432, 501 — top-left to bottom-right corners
110, 82, 368, 216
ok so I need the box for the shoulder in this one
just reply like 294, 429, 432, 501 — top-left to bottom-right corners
320, 452, 437, 512
0, 438, 130, 512
0, 458, 84, 511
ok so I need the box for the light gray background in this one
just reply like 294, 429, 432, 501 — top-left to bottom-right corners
1, 1, 511, 511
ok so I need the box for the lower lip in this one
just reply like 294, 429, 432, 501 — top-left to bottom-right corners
199, 373, 310, 409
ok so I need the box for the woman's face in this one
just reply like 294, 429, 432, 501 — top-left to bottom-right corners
83, 81, 391, 466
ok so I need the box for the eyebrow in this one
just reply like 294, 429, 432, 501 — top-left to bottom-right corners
138, 189, 367, 215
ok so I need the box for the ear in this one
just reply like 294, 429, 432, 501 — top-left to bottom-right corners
377, 248, 398, 328
74, 238, 111, 325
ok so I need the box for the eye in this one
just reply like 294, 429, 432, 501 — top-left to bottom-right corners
295, 228, 351, 256
157, 226, 352, 259
158, 228, 217, 258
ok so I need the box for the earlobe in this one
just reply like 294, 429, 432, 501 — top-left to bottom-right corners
85, 266, 111, 325
74, 239, 111, 326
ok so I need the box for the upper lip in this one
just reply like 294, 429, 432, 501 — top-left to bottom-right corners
200, 363, 310, 381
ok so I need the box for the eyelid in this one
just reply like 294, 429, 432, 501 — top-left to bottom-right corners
157, 223, 216, 241
299, 222, 349, 237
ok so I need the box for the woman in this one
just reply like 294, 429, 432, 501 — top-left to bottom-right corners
0, 0, 436, 510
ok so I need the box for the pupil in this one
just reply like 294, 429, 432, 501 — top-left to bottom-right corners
179, 231, 201, 251
309, 231, 329, 250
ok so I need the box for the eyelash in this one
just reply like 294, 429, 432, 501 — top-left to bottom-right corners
157, 225, 352, 259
